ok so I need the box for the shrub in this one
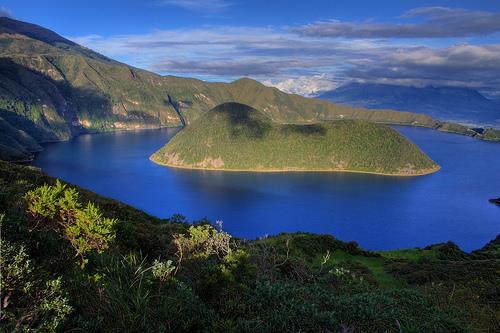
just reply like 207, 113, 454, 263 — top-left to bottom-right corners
0, 239, 72, 332
220, 249, 255, 284
233, 282, 464, 333
23, 180, 117, 267
66, 202, 116, 264
235, 280, 336, 332
151, 259, 176, 282
24, 180, 67, 220
173, 223, 232, 264
332, 289, 466, 333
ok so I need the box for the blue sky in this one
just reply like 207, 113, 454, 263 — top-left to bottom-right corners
2, 0, 500, 96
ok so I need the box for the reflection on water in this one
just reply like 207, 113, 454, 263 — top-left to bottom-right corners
33, 126, 500, 251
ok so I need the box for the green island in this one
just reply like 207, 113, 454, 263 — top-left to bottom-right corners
151, 102, 439, 176
1, 160, 498, 332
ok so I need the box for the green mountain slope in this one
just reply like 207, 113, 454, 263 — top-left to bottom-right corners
151, 102, 439, 175
0, 17, 184, 160
0, 17, 444, 161
0, 112, 41, 161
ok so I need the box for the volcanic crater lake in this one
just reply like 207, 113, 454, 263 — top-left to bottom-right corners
32, 126, 500, 251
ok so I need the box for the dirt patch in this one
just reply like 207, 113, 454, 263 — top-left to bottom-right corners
195, 156, 225, 168
206, 137, 213, 148
330, 156, 348, 170
164, 153, 185, 166
396, 164, 417, 174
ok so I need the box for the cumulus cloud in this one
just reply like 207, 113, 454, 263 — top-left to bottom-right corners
70, 26, 286, 57
293, 7, 500, 38
158, 0, 232, 12
152, 59, 305, 76
264, 44, 500, 95
0, 6, 13, 18
68, 26, 379, 75
262, 75, 341, 97
344, 44, 500, 90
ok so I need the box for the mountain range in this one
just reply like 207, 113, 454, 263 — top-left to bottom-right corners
318, 83, 500, 127
0, 17, 445, 162
1, 17, 499, 163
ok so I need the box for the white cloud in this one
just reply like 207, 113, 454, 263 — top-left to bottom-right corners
67, 26, 380, 77
293, 7, 500, 38
346, 44, 500, 89
262, 75, 340, 97
0, 6, 12, 18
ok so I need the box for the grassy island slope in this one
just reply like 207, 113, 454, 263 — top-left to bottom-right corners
151, 102, 439, 175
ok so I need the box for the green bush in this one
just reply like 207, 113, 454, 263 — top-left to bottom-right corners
232, 282, 464, 333
66, 202, 116, 263
332, 289, 465, 333
24, 180, 67, 220
151, 259, 176, 282
0, 239, 72, 332
174, 224, 232, 261
23, 181, 117, 266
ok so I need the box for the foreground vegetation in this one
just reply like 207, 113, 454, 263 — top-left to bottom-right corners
152, 102, 439, 175
0, 161, 498, 332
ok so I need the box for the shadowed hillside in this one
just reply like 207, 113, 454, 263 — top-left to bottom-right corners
151, 102, 439, 175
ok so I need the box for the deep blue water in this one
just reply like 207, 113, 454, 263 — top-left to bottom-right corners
33, 126, 500, 251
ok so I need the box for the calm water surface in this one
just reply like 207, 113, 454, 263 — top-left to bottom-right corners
33, 126, 500, 251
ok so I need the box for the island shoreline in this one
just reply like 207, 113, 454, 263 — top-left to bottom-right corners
150, 156, 441, 177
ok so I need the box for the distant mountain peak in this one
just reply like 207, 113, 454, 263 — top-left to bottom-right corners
231, 77, 263, 86
336, 82, 488, 99
318, 82, 499, 127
